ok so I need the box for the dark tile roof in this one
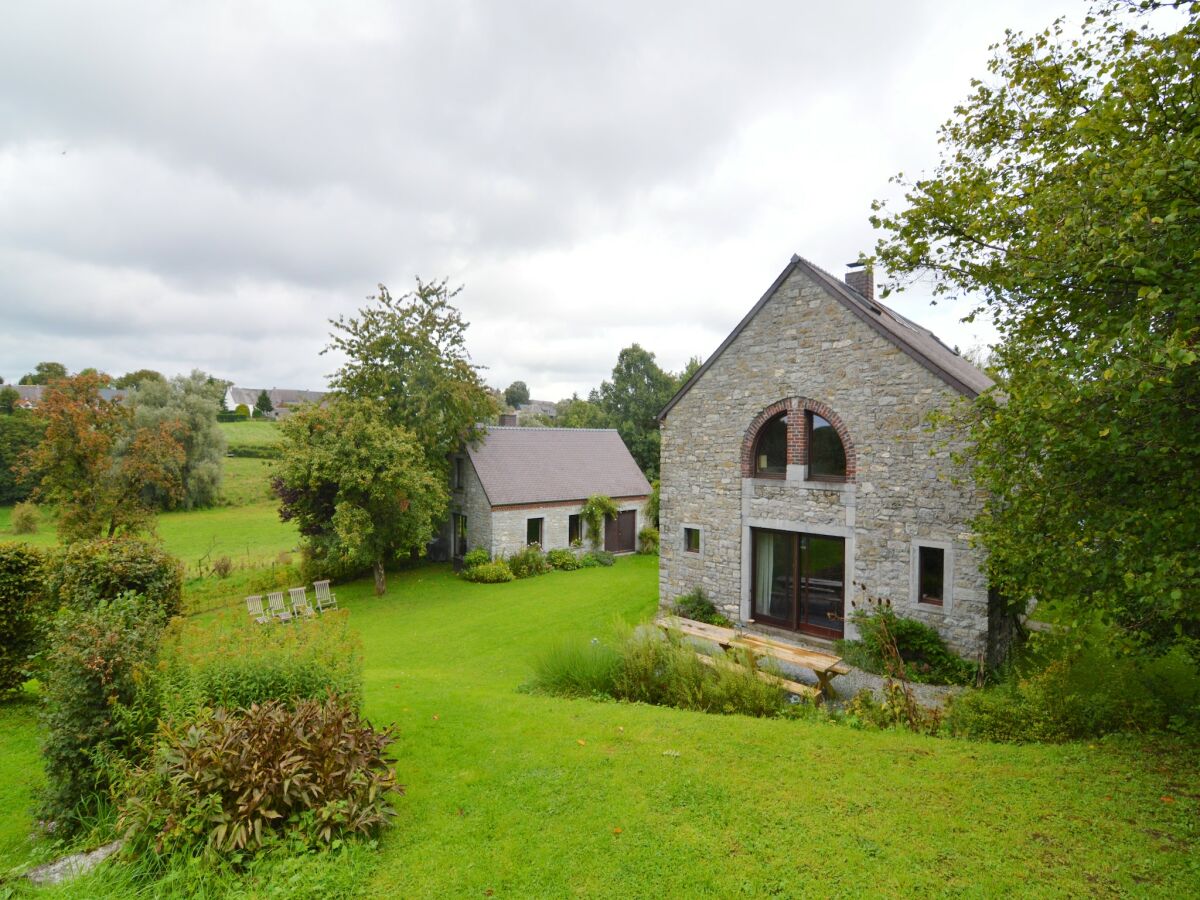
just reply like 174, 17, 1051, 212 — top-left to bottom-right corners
660, 254, 994, 420
467, 427, 651, 507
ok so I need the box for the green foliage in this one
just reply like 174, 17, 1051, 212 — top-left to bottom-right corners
672, 587, 731, 627
545, 548, 579, 570
10, 501, 38, 534
325, 279, 497, 477
579, 494, 618, 550
637, 526, 659, 555
0, 543, 47, 696
129, 369, 228, 510
274, 397, 447, 595
462, 547, 490, 569
594, 344, 676, 479
0, 386, 17, 415
234, 403, 251, 418
159, 609, 363, 721
0, 410, 44, 504
254, 389, 274, 417
119, 697, 397, 858
838, 601, 975, 686
530, 626, 790, 718
871, 4, 1200, 651
40, 594, 165, 832
507, 543, 550, 579
553, 393, 608, 429
18, 361, 67, 385
644, 479, 660, 528
113, 369, 165, 390
843, 683, 944, 737
578, 550, 615, 568
503, 380, 530, 408
946, 632, 1200, 743
48, 536, 184, 618
461, 560, 514, 583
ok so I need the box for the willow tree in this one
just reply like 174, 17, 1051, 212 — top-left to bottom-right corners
872, 2, 1200, 652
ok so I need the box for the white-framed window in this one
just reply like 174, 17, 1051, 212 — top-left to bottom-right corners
911, 540, 953, 610
682, 524, 702, 555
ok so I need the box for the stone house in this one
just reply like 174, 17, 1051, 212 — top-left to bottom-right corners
437, 426, 651, 561
224, 386, 327, 420
658, 255, 994, 657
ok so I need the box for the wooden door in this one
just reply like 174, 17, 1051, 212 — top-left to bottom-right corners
605, 510, 636, 553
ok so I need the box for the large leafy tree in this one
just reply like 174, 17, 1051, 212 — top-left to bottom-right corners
128, 370, 227, 509
113, 369, 165, 390
19, 373, 185, 541
325, 278, 497, 473
596, 344, 677, 479
273, 398, 447, 594
18, 361, 68, 385
872, 2, 1199, 651
503, 380, 530, 408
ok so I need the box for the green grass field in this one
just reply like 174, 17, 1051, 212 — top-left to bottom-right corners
217, 419, 281, 450
2, 556, 1194, 896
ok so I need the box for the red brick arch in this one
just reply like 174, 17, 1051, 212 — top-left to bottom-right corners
739, 397, 857, 480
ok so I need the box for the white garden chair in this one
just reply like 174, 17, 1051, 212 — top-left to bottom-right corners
313, 580, 338, 612
266, 590, 293, 623
245, 594, 270, 625
289, 586, 316, 619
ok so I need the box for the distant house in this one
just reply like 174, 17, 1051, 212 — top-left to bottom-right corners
434, 426, 651, 561
10, 385, 127, 409
224, 387, 328, 420
658, 254, 995, 658
498, 399, 559, 427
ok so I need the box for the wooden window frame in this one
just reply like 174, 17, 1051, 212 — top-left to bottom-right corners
753, 412, 789, 479
911, 541, 953, 610
749, 527, 845, 639
805, 411, 848, 483
683, 526, 701, 554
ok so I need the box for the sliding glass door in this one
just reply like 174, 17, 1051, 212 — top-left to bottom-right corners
751, 528, 845, 638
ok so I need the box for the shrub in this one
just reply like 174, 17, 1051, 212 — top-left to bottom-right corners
462, 560, 514, 583
120, 697, 398, 858
843, 683, 944, 736
507, 543, 550, 579
530, 627, 791, 719
10, 501, 39, 534
211, 556, 233, 579
545, 548, 579, 571
40, 593, 165, 832
0, 543, 48, 696
637, 527, 660, 555
578, 550, 614, 568
672, 587, 731, 627
579, 495, 618, 549
837, 600, 976, 686
945, 632, 1200, 742
49, 537, 184, 619
462, 548, 490, 569
159, 608, 363, 721
234, 403, 251, 418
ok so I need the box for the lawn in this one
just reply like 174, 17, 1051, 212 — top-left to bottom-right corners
217, 419, 281, 451
4, 555, 1194, 897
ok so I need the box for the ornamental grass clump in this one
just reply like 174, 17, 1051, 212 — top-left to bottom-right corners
507, 544, 550, 579
119, 697, 398, 859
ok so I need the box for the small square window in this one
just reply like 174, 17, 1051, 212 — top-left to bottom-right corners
684, 527, 701, 553
526, 517, 544, 546
918, 546, 945, 606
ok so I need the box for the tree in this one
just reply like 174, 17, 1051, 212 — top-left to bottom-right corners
18, 361, 67, 385
551, 393, 608, 429
255, 390, 274, 418
504, 381, 531, 408
273, 398, 447, 594
325, 278, 497, 474
113, 369, 165, 390
676, 355, 703, 385
596, 344, 676, 479
0, 411, 44, 504
0, 386, 18, 415
871, 2, 1200, 652
19, 373, 185, 541
128, 370, 227, 509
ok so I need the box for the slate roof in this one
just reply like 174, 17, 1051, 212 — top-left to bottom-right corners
226, 387, 327, 409
466, 427, 651, 507
9, 385, 127, 406
659, 254, 994, 420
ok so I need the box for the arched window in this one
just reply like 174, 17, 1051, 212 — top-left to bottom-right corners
754, 413, 788, 476
807, 413, 846, 479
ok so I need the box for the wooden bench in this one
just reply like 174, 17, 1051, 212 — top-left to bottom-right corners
655, 616, 850, 703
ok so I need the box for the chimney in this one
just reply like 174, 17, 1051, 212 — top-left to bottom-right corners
845, 261, 874, 302
499, 413, 518, 427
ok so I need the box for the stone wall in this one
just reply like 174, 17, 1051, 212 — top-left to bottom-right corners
659, 266, 989, 656
446, 453, 493, 559
490, 497, 647, 559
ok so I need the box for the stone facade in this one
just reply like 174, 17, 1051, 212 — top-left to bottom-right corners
659, 261, 990, 656
446, 452, 493, 558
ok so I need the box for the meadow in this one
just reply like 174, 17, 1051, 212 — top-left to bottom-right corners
0, 439, 1196, 896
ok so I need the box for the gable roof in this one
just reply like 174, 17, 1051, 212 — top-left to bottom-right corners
226, 387, 327, 409
659, 254, 994, 420
466, 426, 651, 507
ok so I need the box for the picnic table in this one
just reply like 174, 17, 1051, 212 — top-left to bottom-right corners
655, 615, 850, 703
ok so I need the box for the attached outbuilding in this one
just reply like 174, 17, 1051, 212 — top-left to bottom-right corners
658, 254, 996, 658
438, 426, 652, 561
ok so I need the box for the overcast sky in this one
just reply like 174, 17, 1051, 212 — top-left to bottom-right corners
1, 1, 1072, 399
